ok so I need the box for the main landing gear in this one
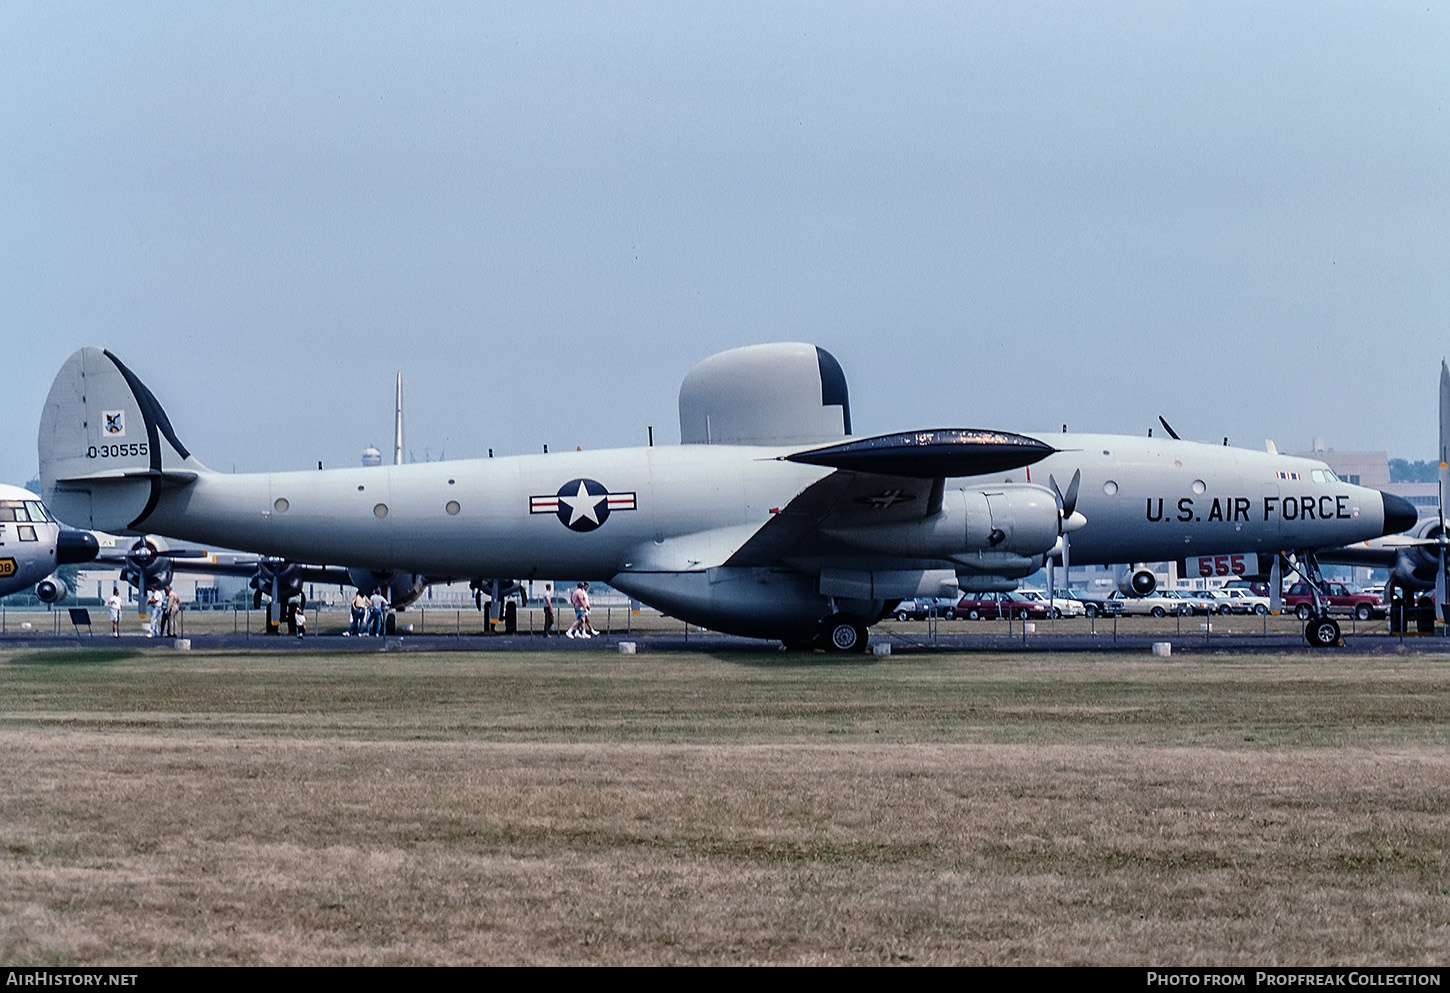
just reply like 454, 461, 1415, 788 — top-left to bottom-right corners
782, 614, 870, 653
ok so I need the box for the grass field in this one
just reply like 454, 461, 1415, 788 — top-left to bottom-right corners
1, 646, 1447, 965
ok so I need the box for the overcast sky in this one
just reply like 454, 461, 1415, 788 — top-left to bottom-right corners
3, 2, 1447, 487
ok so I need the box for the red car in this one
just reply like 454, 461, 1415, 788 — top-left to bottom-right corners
954, 591, 1051, 621
1282, 581, 1384, 621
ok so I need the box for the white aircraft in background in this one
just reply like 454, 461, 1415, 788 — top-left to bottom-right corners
1317, 359, 1450, 611
38, 344, 1416, 649
0, 481, 98, 603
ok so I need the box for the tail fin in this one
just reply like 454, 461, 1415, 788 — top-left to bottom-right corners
38, 348, 203, 533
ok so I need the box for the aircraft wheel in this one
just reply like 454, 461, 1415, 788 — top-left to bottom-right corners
1305, 617, 1341, 648
823, 617, 868, 653
1354, 604, 1373, 621
1150, 606, 1165, 618
1255, 604, 1269, 616
1295, 603, 1313, 620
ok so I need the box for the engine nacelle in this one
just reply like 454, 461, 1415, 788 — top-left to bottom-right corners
1387, 520, 1446, 591
1117, 567, 1159, 597
35, 576, 68, 604
347, 568, 429, 609
251, 559, 303, 601
121, 538, 172, 591
821, 484, 1060, 564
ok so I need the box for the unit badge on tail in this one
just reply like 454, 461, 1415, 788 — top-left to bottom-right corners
530, 478, 637, 532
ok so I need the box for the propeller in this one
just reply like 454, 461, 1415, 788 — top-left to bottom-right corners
1046, 470, 1086, 603
121, 538, 174, 592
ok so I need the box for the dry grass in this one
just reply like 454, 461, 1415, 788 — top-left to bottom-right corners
0, 649, 1447, 965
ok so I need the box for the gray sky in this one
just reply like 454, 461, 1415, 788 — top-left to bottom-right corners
3, 2, 1447, 487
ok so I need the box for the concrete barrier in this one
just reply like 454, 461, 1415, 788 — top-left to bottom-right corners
619, 642, 637, 655
1151, 642, 1172, 656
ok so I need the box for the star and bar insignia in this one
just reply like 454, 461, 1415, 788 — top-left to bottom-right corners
530, 478, 637, 532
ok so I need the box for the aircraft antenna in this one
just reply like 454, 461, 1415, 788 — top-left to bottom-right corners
394, 372, 405, 466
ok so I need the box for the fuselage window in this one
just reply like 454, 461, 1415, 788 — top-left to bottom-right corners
17, 526, 36, 542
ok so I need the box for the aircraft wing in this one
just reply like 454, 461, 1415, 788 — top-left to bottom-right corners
725, 428, 1055, 568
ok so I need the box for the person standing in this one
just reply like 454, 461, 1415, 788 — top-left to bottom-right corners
147, 587, 163, 638
107, 586, 124, 637
368, 588, 387, 636
581, 581, 598, 637
163, 587, 181, 637
347, 589, 368, 636
567, 581, 591, 639
540, 582, 555, 636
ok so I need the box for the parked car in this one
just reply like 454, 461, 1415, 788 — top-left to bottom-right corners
1218, 588, 1271, 615
1019, 589, 1085, 618
1281, 581, 1384, 621
1160, 589, 1215, 615
1101, 590, 1184, 617
891, 597, 959, 621
954, 591, 1051, 621
1073, 589, 1127, 618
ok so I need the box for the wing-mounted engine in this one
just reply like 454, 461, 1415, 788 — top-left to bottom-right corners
251, 558, 303, 607
347, 567, 429, 609
120, 538, 174, 592
819, 483, 1061, 580
35, 576, 69, 604
1117, 566, 1160, 597
679, 342, 850, 446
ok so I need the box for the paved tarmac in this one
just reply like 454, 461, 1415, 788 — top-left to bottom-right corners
4, 626, 1450, 655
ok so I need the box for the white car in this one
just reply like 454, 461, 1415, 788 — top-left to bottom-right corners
1220, 588, 1271, 615
1018, 589, 1085, 618
1102, 591, 1187, 617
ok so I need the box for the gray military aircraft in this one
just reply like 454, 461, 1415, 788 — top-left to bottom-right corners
38, 343, 1416, 649
0, 481, 98, 603
1317, 360, 1450, 610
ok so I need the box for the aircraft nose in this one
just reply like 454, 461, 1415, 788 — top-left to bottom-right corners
1381, 492, 1418, 536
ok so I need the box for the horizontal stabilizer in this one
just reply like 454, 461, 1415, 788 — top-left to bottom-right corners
782, 429, 1054, 479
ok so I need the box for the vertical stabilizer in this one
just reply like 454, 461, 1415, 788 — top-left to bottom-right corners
38, 348, 203, 532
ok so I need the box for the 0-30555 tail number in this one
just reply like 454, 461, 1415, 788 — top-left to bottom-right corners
87, 443, 148, 459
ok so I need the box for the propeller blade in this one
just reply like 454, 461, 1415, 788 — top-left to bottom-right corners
1438, 546, 1447, 613
1439, 463, 1448, 612
1062, 469, 1081, 519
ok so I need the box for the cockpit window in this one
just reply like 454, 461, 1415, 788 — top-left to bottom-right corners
0, 501, 31, 522
24, 501, 49, 522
